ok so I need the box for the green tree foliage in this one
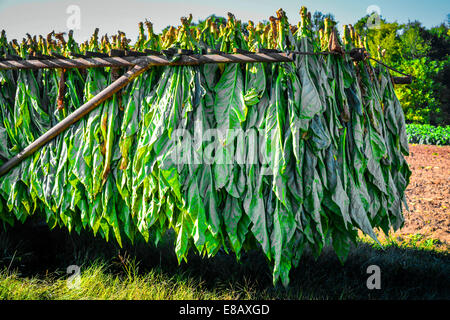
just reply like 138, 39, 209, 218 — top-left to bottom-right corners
355, 16, 450, 125
400, 21, 430, 59
395, 57, 446, 123
312, 11, 336, 32
355, 18, 401, 66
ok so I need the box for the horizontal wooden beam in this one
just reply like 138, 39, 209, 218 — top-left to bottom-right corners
0, 52, 294, 70
393, 76, 412, 85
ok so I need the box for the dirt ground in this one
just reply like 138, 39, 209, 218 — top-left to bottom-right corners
399, 144, 450, 246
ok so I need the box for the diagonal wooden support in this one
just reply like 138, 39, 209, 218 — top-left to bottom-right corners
0, 58, 151, 177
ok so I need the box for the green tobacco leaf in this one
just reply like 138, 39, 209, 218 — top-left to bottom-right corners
214, 63, 247, 145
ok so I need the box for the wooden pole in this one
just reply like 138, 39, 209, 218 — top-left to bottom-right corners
393, 76, 412, 85
0, 58, 151, 177
0, 53, 293, 70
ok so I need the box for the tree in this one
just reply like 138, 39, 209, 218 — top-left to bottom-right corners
394, 22, 450, 125
355, 16, 401, 65
425, 24, 450, 60
312, 11, 336, 32
355, 15, 450, 125
196, 15, 227, 27
394, 57, 445, 124
399, 21, 430, 59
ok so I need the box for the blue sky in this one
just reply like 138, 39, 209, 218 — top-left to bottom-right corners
0, 0, 448, 42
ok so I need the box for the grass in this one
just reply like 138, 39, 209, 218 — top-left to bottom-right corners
358, 230, 448, 254
0, 263, 240, 300
0, 218, 448, 300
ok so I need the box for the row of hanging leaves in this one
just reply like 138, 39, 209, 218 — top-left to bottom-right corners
0, 7, 411, 286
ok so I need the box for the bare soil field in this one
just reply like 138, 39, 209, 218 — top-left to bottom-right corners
399, 144, 449, 247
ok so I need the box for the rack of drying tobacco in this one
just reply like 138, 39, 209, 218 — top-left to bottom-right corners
0, 8, 414, 287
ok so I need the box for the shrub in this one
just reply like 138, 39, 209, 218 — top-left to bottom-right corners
406, 124, 450, 145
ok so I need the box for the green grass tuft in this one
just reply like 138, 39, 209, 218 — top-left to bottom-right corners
0, 221, 448, 300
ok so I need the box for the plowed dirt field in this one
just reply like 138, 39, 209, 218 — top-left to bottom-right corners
400, 144, 449, 246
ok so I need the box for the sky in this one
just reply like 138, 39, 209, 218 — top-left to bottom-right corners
0, 0, 448, 42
